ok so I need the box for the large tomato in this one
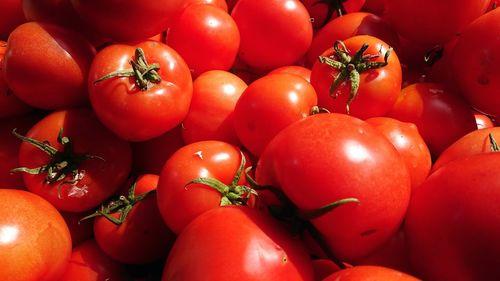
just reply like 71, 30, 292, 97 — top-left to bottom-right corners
0, 189, 72, 281
256, 113, 411, 262
322, 265, 420, 280
310, 35, 402, 119
2, 22, 96, 110
405, 153, 500, 280
162, 206, 315, 281
15, 108, 133, 212
88, 40, 192, 141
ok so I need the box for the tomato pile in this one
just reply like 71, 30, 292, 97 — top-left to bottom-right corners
1, 0, 500, 280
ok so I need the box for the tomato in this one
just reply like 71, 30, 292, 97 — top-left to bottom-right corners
432, 127, 500, 172
269, 65, 312, 82
256, 113, 411, 262
0, 189, 71, 281
3, 22, 96, 110
450, 7, 500, 117
310, 35, 402, 119
88, 40, 193, 141
384, 0, 490, 47
305, 12, 400, 68
166, 4, 240, 78
361, 0, 385, 16
157, 140, 251, 234
405, 153, 500, 280
92, 174, 176, 265
233, 73, 318, 157
474, 111, 495, 129
322, 265, 420, 280
302, 0, 366, 30
59, 239, 129, 281
0, 0, 25, 40
365, 117, 431, 192
386, 83, 477, 159
182, 70, 247, 146
162, 206, 315, 281
16, 108, 133, 212
0, 114, 42, 189
231, 0, 313, 71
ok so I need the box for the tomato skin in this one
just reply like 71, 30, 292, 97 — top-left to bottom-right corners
182, 70, 247, 146
269, 65, 312, 82
88, 40, 193, 141
17, 108, 133, 212
257, 113, 411, 262
3, 22, 95, 110
231, 0, 313, 71
93, 174, 176, 265
166, 4, 240, 78
162, 206, 315, 281
474, 111, 495, 129
386, 83, 477, 159
0, 189, 72, 281
233, 73, 318, 157
302, 0, 366, 30
450, 7, 500, 117
310, 35, 402, 119
405, 153, 500, 281
322, 265, 421, 281
0, 0, 25, 40
156, 140, 249, 234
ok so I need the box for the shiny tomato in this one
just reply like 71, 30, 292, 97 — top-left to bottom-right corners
322, 265, 420, 280
2, 22, 95, 110
182, 70, 247, 146
231, 0, 313, 71
162, 206, 315, 281
88, 40, 193, 141
0, 189, 72, 281
474, 111, 495, 129
16, 108, 133, 212
310, 35, 402, 119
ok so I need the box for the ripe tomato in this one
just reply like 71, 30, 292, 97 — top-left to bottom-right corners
384, 0, 490, 47
310, 35, 402, 119
88, 40, 193, 141
166, 4, 240, 78
162, 206, 315, 281
182, 70, 247, 146
386, 83, 477, 159
322, 265, 420, 280
157, 140, 251, 234
474, 111, 495, 129
268, 65, 312, 82
92, 174, 176, 265
450, 7, 500, 117
0, 0, 24, 40
16, 108, 133, 212
0, 189, 72, 281
231, 0, 313, 71
233, 73, 318, 157
405, 153, 500, 280
3, 22, 96, 110
302, 0, 366, 30
256, 113, 411, 262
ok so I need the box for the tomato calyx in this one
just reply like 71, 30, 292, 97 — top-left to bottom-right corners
318, 40, 392, 113
313, 0, 348, 28
80, 178, 154, 225
185, 152, 257, 206
94, 48, 162, 91
11, 128, 103, 194
489, 133, 499, 151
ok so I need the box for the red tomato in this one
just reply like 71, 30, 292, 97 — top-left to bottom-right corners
322, 265, 420, 280
182, 70, 247, 145
0, 0, 25, 40
384, 0, 490, 47
16, 108, 133, 212
386, 83, 477, 159
0, 189, 72, 281
157, 140, 251, 234
59, 240, 129, 281
166, 4, 240, 78
450, 7, 500, 117
302, 0, 366, 30
365, 117, 431, 192
256, 113, 411, 262
269, 65, 312, 82
474, 111, 495, 129
92, 174, 176, 265
231, 0, 313, 71
233, 73, 318, 157
310, 35, 402, 119
88, 41, 193, 141
405, 153, 500, 280
2, 22, 96, 110
162, 206, 315, 281
306, 12, 400, 68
